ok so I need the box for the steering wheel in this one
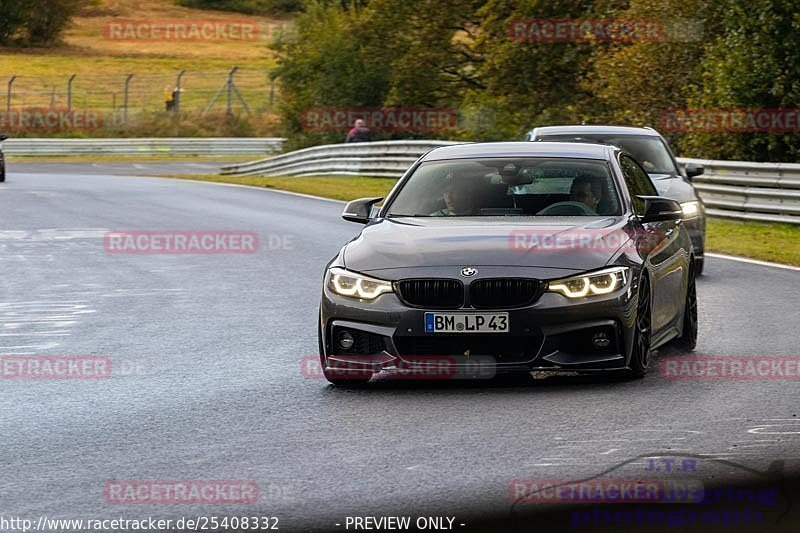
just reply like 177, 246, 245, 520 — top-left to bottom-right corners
537, 201, 597, 216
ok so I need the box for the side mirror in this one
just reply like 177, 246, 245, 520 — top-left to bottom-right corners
342, 197, 383, 224
684, 163, 704, 180
638, 196, 683, 223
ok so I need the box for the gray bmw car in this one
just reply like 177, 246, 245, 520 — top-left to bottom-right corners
318, 142, 698, 386
525, 125, 706, 274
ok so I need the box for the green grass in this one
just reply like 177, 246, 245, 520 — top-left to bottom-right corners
706, 219, 800, 266
166, 173, 800, 266
0, 0, 285, 136
168, 174, 398, 201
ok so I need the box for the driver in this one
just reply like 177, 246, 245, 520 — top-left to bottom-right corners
431, 171, 477, 216
569, 176, 603, 213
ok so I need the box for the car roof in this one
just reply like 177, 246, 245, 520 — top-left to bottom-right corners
531, 125, 661, 137
422, 141, 615, 161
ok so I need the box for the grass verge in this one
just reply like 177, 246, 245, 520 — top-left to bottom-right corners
706, 218, 800, 266
167, 174, 398, 201
166, 173, 800, 266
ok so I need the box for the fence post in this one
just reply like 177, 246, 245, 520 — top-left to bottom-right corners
123, 74, 134, 124
226, 66, 238, 117
269, 76, 275, 108
67, 74, 76, 113
203, 66, 249, 117
174, 69, 186, 116
6, 76, 16, 117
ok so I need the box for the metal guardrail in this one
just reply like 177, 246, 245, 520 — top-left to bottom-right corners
681, 158, 800, 225
221, 140, 460, 178
222, 141, 800, 225
2, 138, 286, 156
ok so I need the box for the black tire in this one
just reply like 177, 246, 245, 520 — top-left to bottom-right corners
0, 163, 5, 182
624, 274, 652, 379
694, 257, 704, 276
673, 264, 698, 351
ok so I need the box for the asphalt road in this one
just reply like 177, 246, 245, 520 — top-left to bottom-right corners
2, 169, 800, 532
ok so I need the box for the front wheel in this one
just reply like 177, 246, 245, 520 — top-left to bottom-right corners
673, 265, 698, 351
624, 274, 652, 379
694, 257, 704, 276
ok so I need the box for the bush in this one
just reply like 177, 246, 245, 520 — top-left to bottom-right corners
0, 0, 81, 46
270, 1, 391, 149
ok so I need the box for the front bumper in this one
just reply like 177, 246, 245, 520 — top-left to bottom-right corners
319, 278, 640, 379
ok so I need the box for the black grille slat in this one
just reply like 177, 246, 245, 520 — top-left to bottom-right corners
469, 278, 542, 309
396, 279, 463, 309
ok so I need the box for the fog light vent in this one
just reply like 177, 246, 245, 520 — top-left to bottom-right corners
592, 331, 611, 349
338, 331, 355, 350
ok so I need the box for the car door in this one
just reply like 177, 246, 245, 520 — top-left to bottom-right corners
619, 154, 686, 333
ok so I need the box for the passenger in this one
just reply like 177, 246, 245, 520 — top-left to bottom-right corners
569, 176, 603, 213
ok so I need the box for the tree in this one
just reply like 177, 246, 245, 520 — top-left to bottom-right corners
681, 0, 800, 161
462, 0, 626, 140
271, 1, 391, 147
584, 0, 719, 127
0, 0, 82, 46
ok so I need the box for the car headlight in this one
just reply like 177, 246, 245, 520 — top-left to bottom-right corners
680, 201, 700, 219
327, 267, 393, 300
547, 267, 629, 299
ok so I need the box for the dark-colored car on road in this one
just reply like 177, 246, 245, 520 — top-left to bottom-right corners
318, 142, 698, 386
525, 125, 706, 274
0, 135, 7, 182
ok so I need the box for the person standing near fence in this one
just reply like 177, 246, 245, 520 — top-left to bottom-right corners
346, 119, 372, 143
165, 87, 175, 111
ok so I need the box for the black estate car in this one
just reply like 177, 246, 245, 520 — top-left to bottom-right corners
318, 142, 698, 386
525, 125, 706, 274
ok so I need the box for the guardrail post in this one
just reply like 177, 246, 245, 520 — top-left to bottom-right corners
6, 76, 16, 117
67, 74, 76, 113
123, 74, 134, 124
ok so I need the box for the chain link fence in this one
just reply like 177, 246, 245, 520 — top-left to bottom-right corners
2, 67, 276, 132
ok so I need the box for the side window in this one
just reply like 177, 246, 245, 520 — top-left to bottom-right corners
620, 155, 658, 215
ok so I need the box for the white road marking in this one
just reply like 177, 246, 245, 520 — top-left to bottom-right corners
747, 424, 800, 435
706, 252, 800, 271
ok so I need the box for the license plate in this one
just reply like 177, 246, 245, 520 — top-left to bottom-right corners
424, 312, 509, 333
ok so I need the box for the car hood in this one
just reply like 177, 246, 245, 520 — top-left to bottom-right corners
343, 216, 632, 279
649, 174, 698, 202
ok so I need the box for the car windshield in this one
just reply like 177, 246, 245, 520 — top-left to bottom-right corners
386, 157, 621, 217
536, 134, 679, 177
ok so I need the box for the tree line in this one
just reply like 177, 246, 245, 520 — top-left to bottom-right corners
271, 0, 800, 162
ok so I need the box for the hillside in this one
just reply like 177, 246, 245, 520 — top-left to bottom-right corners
0, 0, 289, 135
